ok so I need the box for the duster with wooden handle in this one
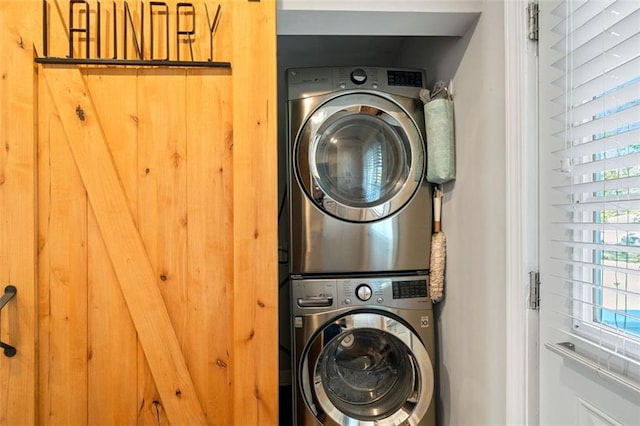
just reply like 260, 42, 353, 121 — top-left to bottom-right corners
430, 188, 446, 302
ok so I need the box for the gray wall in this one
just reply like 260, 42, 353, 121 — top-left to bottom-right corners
277, 2, 507, 424
418, 3, 507, 425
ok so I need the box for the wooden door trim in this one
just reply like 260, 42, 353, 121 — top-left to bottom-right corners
41, 66, 206, 426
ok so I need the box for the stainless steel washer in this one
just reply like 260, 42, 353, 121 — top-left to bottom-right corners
292, 274, 436, 426
287, 67, 432, 275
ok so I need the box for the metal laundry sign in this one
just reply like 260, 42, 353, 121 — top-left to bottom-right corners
36, 0, 229, 68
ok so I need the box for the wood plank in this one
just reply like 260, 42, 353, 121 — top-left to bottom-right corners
137, 68, 188, 425
36, 66, 53, 426
185, 68, 233, 422
41, 66, 206, 426
184, 9, 234, 422
230, 1, 279, 424
0, 2, 39, 425
40, 75, 89, 425
84, 69, 139, 425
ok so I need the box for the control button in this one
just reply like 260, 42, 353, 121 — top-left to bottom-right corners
344, 298, 351, 305
350, 69, 367, 85
377, 297, 384, 304
339, 83, 346, 89
356, 284, 372, 301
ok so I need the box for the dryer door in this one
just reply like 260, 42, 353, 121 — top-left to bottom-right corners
295, 93, 424, 223
299, 312, 433, 425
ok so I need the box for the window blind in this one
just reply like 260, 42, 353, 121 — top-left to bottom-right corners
547, 0, 640, 390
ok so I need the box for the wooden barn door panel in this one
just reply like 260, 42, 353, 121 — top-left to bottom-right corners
40, 66, 207, 425
1, 1, 276, 424
37, 65, 235, 424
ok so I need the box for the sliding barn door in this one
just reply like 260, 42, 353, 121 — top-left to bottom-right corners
0, 1, 276, 425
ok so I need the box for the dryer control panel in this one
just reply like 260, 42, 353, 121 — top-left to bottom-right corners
287, 66, 426, 100
386, 69, 424, 87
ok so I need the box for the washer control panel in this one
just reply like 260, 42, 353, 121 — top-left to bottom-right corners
339, 277, 430, 309
291, 275, 432, 314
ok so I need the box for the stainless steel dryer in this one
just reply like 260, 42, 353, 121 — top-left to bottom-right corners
287, 67, 432, 275
291, 274, 436, 426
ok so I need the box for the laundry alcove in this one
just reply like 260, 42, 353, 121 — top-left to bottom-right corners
276, 2, 509, 425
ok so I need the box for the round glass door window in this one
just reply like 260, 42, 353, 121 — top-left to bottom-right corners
295, 93, 424, 222
300, 313, 433, 425
318, 329, 414, 419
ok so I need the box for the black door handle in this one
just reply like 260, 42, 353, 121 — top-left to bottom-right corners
0, 285, 17, 357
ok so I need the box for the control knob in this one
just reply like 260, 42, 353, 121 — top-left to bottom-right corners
356, 284, 372, 301
350, 68, 367, 85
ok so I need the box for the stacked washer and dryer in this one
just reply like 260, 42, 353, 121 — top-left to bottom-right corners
286, 66, 436, 426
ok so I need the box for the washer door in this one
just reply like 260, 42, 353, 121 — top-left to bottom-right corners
299, 312, 433, 425
295, 93, 424, 223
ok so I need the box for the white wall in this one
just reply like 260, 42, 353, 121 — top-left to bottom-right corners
277, 2, 507, 425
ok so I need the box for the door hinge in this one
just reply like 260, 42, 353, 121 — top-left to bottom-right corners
527, 2, 539, 42
529, 271, 540, 310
